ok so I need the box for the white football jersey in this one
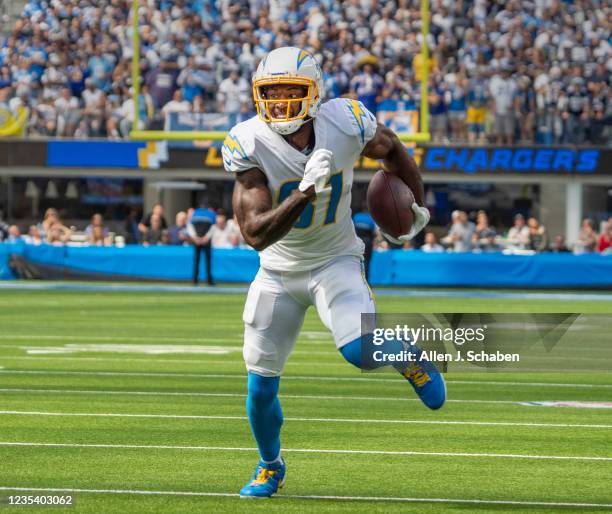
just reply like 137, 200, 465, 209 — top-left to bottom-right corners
222, 98, 378, 272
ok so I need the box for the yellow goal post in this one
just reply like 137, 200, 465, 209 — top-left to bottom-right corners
129, 0, 430, 144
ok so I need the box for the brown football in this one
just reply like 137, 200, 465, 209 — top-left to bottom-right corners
366, 170, 415, 238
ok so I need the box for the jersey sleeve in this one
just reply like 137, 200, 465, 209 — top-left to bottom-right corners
331, 98, 378, 149
221, 125, 255, 174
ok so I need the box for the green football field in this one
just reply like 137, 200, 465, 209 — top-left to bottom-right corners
0, 286, 611, 513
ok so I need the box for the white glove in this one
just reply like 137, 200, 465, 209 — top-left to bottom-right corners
299, 148, 334, 193
382, 203, 431, 243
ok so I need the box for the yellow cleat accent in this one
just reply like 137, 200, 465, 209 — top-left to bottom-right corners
404, 363, 432, 388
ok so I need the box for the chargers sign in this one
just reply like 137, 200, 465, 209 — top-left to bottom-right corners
422, 147, 604, 174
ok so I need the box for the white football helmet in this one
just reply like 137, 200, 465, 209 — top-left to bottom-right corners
252, 47, 324, 135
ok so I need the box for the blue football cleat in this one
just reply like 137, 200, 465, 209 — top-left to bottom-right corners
239, 458, 286, 498
403, 346, 446, 410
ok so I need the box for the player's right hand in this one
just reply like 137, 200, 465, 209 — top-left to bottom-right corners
299, 148, 334, 194
382, 203, 431, 244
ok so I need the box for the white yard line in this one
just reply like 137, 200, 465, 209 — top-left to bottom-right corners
0, 387, 521, 405
0, 355, 341, 364
1, 410, 610, 429
1, 369, 611, 389
0, 486, 610, 508
0, 334, 331, 345
1, 441, 611, 461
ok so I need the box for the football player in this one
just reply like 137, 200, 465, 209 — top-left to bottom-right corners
222, 47, 446, 498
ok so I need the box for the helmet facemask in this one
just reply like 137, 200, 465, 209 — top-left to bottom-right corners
253, 78, 319, 135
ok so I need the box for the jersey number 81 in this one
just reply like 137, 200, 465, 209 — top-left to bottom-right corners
278, 171, 343, 229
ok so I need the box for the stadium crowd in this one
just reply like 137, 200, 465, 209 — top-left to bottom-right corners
0, 0, 609, 144
1, 206, 611, 255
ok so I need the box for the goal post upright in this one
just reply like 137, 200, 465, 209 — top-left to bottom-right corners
131, 0, 140, 133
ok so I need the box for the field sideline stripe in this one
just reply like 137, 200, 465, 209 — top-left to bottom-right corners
1, 441, 611, 462
2, 280, 612, 301
0, 387, 520, 405
0, 486, 610, 508
1, 369, 611, 389
1, 410, 611, 429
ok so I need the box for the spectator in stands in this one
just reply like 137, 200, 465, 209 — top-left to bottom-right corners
472, 211, 499, 252
160, 230, 171, 246
47, 223, 71, 245
55, 88, 80, 137
124, 209, 141, 244
24, 225, 44, 245
447, 75, 467, 141
515, 77, 536, 143
89, 225, 112, 246
0, 66, 13, 89
421, 232, 444, 253
597, 219, 612, 254
429, 80, 448, 142
178, 57, 209, 104
82, 79, 101, 113
6, 225, 23, 243
139, 204, 168, 240
588, 91, 608, 145
67, 58, 87, 99
490, 66, 517, 145
31, 92, 57, 136
526, 217, 548, 253
118, 85, 155, 137
564, 78, 588, 144
575, 218, 599, 254
38, 208, 70, 240
168, 211, 189, 246
550, 235, 570, 253
466, 70, 489, 144
142, 213, 164, 246
208, 212, 237, 249
350, 61, 384, 114
507, 214, 529, 250
85, 214, 109, 239
162, 89, 190, 130
217, 68, 249, 115
88, 47, 113, 92
145, 54, 180, 109
401, 240, 414, 251
442, 210, 475, 252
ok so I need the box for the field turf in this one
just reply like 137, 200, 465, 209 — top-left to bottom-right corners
0, 287, 610, 513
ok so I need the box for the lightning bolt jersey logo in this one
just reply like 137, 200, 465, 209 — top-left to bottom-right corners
222, 133, 249, 169
346, 99, 373, 144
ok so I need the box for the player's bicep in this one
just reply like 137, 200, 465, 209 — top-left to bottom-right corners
361, 124, 396, 159
232, 168, 272, 229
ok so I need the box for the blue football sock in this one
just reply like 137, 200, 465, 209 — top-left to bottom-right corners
246, 372, 283, 462
340, 335, 408, 372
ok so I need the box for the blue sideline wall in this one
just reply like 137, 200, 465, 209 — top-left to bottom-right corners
1, 243, 611, 288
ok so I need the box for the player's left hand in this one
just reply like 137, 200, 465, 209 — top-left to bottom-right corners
382, 202, 430, 243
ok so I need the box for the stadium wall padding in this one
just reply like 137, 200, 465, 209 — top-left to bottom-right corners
1, 243, 611, 288
0, 244, 17, 279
